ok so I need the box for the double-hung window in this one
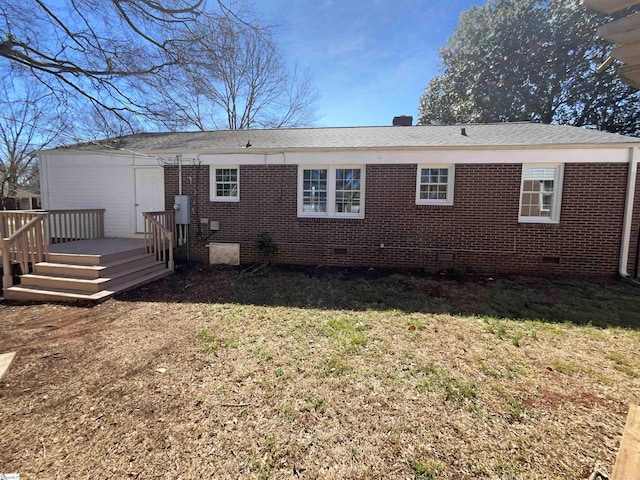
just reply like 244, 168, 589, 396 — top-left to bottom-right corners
298, 166, 365, 218
211, 166, 239, 202
416, 164, 455, 205
519, 164, 563, 223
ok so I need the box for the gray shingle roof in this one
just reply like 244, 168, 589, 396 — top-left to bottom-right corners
52, 123, 640, 154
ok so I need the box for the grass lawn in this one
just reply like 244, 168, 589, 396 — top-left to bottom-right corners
1, 265, 639, 479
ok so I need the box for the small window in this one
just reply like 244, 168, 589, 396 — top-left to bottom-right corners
416, 164, 455, 205
211, 166, 239, 202
298, 166, 365, 218
519, 165, 563, 223
335, 168, 362, 214
302, 168, 327, 213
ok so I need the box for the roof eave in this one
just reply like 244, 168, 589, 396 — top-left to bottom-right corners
39, 142, 640, 157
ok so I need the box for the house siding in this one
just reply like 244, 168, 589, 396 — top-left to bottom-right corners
40, 153, 164, 238
165, 162, 639, 278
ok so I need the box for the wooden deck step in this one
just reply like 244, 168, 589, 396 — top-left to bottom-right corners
4, 268, 171, 303
612, 404, 640, 480
20, 261, 166, 293
46, 246, 147, 266
3, 238, 173, 303
33, 253, 160, 279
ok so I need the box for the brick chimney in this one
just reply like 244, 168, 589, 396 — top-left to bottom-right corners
392, 115, 413, 126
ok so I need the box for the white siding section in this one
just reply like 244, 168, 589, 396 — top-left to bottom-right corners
41, 153, 163, 238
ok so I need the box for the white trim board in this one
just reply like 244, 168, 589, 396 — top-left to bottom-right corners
194, 148, 633, 166
41, 147, 634, 170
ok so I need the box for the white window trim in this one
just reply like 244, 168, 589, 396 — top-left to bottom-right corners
297, 165, 365, 219
210, 165, 240, 202
518, 163, 564, 224
415, 164, 455, 206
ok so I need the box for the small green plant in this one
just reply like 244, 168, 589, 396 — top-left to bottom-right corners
197, 328, 239, 351
274, 366, 289, 379
256, 232, 277, 262
478, 362, 503, 378
512, 333, 524, 347
301, 396, 329, 414
407, 318, 426, 330
319, 355, 352, 376
506, 396, 524, 418
325, 316, 369, 351
417, 364, 477, 403
608, 354, 639, 378
551, 359, 579, 375
409, 459, 444, 479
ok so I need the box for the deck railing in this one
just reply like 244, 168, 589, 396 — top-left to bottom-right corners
0, 211, 41, 239
143, 210, 176, 247
143, 211, 175, 271
1, 209, 107, 291
47, 209, 105, 243
2, 212, 48, 290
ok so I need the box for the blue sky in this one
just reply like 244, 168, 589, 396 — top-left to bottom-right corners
254, 0, 485, 127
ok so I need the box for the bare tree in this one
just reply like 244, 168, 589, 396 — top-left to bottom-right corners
151, 17, 318, 130
0, 72, 67, 208
0, 1, 269, 129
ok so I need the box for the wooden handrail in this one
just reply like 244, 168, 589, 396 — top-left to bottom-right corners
142, 211, 174, 271
0, 211, 41, 239
143, 210, 177, 247
2, 213, 48, 291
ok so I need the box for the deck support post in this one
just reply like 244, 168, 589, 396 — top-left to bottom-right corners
2, 237, 13, 290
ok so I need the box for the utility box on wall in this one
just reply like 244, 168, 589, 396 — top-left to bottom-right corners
174, 195, 190, 225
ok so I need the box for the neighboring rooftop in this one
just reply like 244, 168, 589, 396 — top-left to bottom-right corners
3, 187, 41, 198
50, 123, 640, 154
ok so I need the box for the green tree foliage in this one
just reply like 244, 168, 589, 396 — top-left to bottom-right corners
418, 0, 640, 135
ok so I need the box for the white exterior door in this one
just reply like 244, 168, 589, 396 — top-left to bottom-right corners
134, 168, 164, 233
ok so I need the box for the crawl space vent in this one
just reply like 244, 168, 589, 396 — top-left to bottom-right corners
541, 255, 561, 265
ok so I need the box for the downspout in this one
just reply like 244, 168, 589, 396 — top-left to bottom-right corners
619, 147, 638, 278
178, 154, 182, 196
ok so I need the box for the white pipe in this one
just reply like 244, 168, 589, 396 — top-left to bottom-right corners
619, 147, 638, 278
177, 154, 184, 245
178, 154, 182, 196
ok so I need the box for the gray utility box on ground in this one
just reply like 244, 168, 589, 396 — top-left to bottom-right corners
174, 195, 190, 225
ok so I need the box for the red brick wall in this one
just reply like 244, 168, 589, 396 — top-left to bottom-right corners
164, 162, 639, 278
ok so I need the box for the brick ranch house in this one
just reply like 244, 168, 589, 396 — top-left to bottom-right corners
39, 123, 640, 279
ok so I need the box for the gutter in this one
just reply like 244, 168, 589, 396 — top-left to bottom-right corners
40, 141, 640, 157
619, 147, 639, 279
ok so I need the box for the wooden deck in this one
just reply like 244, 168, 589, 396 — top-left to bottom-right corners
2, 209, 175, 303
3, 237, 172, 303
48, 238, 146, 255
612, 405, 640, 480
